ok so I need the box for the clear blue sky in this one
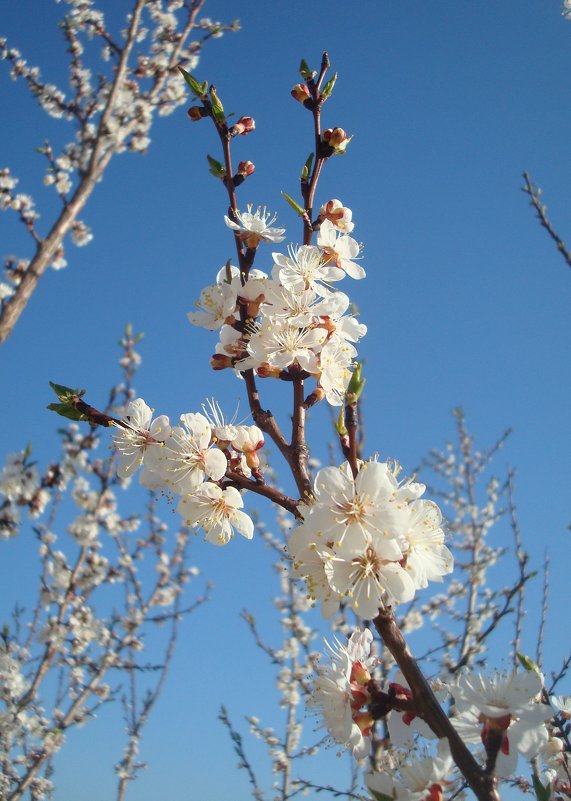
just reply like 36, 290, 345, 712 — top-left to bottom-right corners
0, 2, 570, 799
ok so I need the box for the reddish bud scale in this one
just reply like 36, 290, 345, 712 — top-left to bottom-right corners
187, 106, 206, 121
257, 362, 282, 379
304, 387, 326, 408
210, 354, 233, 370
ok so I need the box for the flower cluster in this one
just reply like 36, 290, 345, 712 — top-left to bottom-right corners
112, 397, 262, 545
189, 200, 366, 406
289, 460, 453, 619
308, 629, 376, 759
311, 629, 554, 789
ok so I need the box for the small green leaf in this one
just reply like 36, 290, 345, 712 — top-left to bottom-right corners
206, 154, 226, 178
281, 191, 305, 217
209, 86, 225, 123
224, 259, 233, 285
346, 362, 366, 405
299, 59, 315, 80
48, 381, 88, 422
334, 408, 347, 437
49, 381, 84, 402
532, 774, 551, 801
321, 72, 338, 100
178, 67, 207, 98
517, 653, 541, 673
47, 402, 89, 423
301, 152, 314, 181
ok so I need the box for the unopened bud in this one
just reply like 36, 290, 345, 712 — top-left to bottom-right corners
291, 83, 311, 103
187, 106, 206, 121
322, 127, 352, 155
237, 160, 255, 176
229, 115, 256, 137
210, 354, 233, 370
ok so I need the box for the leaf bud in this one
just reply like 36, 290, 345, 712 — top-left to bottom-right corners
345, 363, 365, 405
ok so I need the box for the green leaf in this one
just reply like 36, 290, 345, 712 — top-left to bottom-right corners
301, 152, 314, 181
334, 408, 347, 437
49, 381, 84, 402
47, 402, 89, 422
206, 154, 226, 178
178, 67, 207, 98
224, 259, 233, 285
281, 191, 305, 217
299, 58, 312, 79
532, 774, 551, 801
321, 72, 338, 100
346, 362, 366, 404
209, 86, 225, 123
517, 653, 541, 673
48, 381, 88, 422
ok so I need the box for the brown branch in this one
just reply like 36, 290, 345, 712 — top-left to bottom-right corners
373, 608, 501, 801
225, 469, 301, 519
522, 171, 571, 270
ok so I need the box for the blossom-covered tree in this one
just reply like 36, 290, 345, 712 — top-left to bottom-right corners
38, 51, 570, 801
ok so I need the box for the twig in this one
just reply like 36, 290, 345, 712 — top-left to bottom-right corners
522, 171, 571, 270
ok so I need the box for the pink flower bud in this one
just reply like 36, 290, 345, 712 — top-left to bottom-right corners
291, 84, 311, 103
323, 127, 346, 147
237, 160, 255, 176
230, 115, 256, 136
322, 128, 351, 155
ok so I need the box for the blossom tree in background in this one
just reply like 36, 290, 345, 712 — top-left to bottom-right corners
0, 327, 209, 801
0, 0, 238, 345
43, 52, 570, 801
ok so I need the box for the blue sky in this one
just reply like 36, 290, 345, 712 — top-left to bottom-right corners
1, 1, 570, 799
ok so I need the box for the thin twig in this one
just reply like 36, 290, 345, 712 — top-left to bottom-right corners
522, 171, 571, 270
